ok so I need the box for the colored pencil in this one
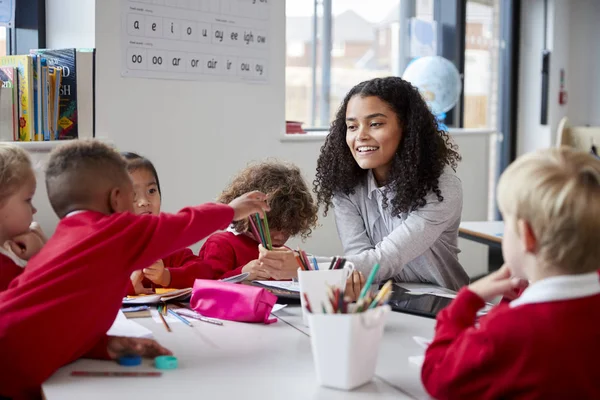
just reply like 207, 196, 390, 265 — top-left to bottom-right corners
71, 371, 162, 377
328, 256, 337, 270
262, 213, 273, 250
368, 280, 393, 309
295, 253, 307, 271
358, 263, 380, 301
311, 256, 319, 271
248, 216, 262, 244
303, 292, 312, 313
254, 213, 267, 247
168, 309, 193, 327
157, 305, 171, 332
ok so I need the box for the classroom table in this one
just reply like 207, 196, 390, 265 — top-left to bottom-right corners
458, 221, 504, 247
42, 305, 433, 400
459, 221, 504, 277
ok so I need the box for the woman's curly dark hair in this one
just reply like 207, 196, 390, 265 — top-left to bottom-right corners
314, 76, 461, 217
218, 160, 319, 240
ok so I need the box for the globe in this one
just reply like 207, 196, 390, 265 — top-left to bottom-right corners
402, 56, 462, 115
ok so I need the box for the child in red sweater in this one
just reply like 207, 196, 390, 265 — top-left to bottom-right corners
199, 161, 365, 297
0, 140, 269, 400
200, 160, 319, 281
121, 152, 212, 294
0, 144, 45, 291
422, 147, 600, 400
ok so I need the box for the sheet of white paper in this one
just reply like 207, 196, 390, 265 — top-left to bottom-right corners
408, 355, 425, 367
396, 283, 457, 296
413, 336, 432, 349
107, 310, 153, 338
254, 281, 301, 292
272, 304, 287, 313
150, 309, 182, 324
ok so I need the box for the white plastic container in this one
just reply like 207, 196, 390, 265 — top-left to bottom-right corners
307, 305, 391, 390
297, 263, 353, 326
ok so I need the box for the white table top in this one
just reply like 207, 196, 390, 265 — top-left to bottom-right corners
42, 307, 420, 399
276, 307, 435, 400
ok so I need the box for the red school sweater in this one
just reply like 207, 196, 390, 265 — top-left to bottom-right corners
422, 271, 600, 400
198, 231, 260, 280
0, 204, 233, 400
125, 248, 214, 294
0, 251, 24, 292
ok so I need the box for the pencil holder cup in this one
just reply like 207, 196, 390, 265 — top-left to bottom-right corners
298, 263, 354, 326
307, 305, 390, 390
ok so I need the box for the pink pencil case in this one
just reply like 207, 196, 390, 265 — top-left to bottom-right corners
190, 280, 278, 324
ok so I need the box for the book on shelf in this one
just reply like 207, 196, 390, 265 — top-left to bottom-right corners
0, 48, 95, 142
0, 66, 18, 141
0, 56, 34, 141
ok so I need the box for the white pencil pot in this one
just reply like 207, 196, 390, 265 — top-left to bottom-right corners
307, 305, 391, 390
298, 263, 354, 326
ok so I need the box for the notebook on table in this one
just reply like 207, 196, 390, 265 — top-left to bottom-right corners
251, 280, 301, 302
387, 284, 454, 319
122, 288, 192, 305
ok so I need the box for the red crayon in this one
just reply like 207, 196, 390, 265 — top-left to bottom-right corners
71, 371, 162, 377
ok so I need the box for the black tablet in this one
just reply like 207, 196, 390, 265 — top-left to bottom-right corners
388, 285, 454, 319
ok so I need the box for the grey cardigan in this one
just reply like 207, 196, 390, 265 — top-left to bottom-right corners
332, 169, 469, 291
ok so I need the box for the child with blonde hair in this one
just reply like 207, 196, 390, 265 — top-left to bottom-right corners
422, 147, 600, 399
0, 144, 45, 291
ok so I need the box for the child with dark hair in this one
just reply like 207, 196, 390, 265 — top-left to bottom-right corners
0, 140, 269, 399
312, 76, 469, 290
121, 152, 214, 293
200, 160, 319, 281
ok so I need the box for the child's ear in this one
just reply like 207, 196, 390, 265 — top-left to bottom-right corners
518, 219, 537, 253
108, 186, 133, 214
108, 187, 121, 214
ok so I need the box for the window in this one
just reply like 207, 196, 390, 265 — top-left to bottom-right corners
286, 0, 435, 129
0, 27, 7, 57
463, 0, 501, 129
287, 41, 306, 58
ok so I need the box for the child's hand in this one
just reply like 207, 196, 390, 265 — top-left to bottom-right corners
107, 336, 172, 360
130, 270, 154, 295
143, 260, 171, 287
469, 265, 528, 302
241, 259, 271, 280
6, 225, 46, 261
258, 245, 299, 280
344, 270, 366, 302
228, 191, 270, 221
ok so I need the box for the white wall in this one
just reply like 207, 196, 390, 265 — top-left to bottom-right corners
93, 1, 342, 256
517, 0, 551, 155
45, 0, 95, 49
517, 0, 600, 154
567, 0, 600, 126
27, 0, 493, 278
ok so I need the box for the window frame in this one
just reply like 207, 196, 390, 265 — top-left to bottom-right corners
8, 0, 46, 55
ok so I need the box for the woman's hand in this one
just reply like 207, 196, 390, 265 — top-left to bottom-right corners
344, 270, 366, 302
258, 245, 299, 280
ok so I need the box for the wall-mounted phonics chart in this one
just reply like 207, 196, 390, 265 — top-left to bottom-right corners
121, 0, 270, 83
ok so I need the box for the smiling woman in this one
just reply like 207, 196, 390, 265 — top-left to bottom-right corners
314, 76, 469, 290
